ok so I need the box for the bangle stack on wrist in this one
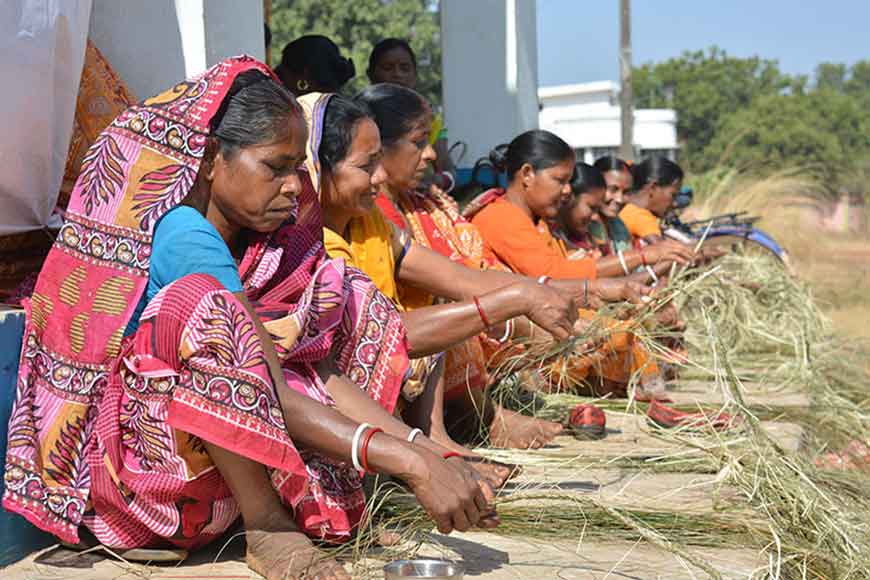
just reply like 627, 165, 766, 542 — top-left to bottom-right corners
351, 423, 383, 474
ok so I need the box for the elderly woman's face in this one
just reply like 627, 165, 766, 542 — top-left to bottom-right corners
209, 114, 308, 233
324, 118, 387, 217
522, 157, 575, 220
380, 111, 436, 193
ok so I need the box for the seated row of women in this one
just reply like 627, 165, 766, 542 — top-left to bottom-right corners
3, 52, 699, 580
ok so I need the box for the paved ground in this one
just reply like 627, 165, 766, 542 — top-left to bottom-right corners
2, 375, 804, 579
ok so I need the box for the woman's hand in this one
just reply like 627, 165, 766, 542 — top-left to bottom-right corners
402, 447, 497, 534
589, 278, 653, 307
645, 240, 696, 265
517, 281, 578, 341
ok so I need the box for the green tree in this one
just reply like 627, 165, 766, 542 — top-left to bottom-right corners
270, 0, 442, 105
815, 62, 847, 92
701, 90, 870, 183
634, 48, 870, 184
702, 93, 844, 176
633, 47, 790, 170
845, 61, 870, 100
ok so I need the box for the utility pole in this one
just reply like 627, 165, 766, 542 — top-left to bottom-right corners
619, 0, 634, 160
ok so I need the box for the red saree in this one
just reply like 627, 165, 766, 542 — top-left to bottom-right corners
3, 57, 409, 549
375, 190, 494, 400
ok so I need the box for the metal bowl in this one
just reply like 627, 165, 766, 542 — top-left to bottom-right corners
383, 558, 464, 580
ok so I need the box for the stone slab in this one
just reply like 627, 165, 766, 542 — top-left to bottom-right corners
668, 379, 810, 409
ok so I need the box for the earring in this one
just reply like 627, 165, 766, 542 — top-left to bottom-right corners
296, 79, 310, 92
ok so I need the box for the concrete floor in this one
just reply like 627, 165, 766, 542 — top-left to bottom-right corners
2, 376, 803, 579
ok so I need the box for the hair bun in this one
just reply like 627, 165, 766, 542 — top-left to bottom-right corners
488, 144, 509, 172
339, 57, 356, 84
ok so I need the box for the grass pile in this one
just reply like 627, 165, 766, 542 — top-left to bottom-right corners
357, 247, 870, 578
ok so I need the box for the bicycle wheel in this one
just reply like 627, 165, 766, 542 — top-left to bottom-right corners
700, 233, 793, 272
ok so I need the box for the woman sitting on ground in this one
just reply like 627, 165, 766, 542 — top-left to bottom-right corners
464, 131, 668, 399
553, 163, 695, 276
588, 155, 635, 255
556, 163, 691, 370
305, 91, 578, 462
3, 58, 496, 580
619, 156, 685, 245
354, 84, 582, 451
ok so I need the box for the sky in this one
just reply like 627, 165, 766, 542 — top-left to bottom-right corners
537, 0, 870, 87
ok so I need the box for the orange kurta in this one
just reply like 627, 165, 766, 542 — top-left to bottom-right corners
470, 197, 598, 280
376, 191, 490, 400
466, 192, 659, 391
619, 202, 662, 239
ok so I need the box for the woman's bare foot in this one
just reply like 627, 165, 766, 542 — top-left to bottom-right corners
488, 407, 563, 449
245, 514, 348, 580
375, 525, 404, 547
427, 429, 515, 488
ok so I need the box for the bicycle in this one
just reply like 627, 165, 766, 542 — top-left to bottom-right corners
663, 187, 792, 269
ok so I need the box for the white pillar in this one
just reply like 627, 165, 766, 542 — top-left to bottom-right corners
89, 0, 264, 100
441, 0, 539, 175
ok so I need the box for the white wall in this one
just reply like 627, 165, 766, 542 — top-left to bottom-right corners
0, 0, 92, 234
539, 82, 677, 158
89, 0, 264, 100
441, 0, 539, 170
88, 0, 187, 100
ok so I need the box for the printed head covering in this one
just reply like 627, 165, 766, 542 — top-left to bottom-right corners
29, 56, 277, 368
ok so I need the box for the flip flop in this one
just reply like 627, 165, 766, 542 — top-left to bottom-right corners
646, 399, 737, 431
568, 403, 606, 440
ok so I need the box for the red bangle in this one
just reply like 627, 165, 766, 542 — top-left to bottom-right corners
359, 427, 383, 473
442, 451, 462, 460
640, 249, 649, 267
472, 296, 492, 328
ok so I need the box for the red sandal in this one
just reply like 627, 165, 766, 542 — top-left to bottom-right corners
568, 403, 607, 440
646, 399, 737, 431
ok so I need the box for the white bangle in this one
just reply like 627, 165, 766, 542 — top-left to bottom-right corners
617, 250, 630, 276
406, 428, 424, 443
351, 422, 371, 472
537, 275, 550, 285
645, 265, 659, 286
498, 318, 514, 343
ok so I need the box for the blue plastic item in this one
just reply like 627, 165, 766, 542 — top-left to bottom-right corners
0, 309, 54, 566
705, 226, 789, 261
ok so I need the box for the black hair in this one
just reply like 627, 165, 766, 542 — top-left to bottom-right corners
274, 35, 356, 92
593, 155, 630, 175
570, 163, 606, 196
631, 156, 684, 189
367, 38, 417, 82
354, 83, 428, 149
319, 95, 373, 174
210, 69, 301, 159
488, 130, 574, 179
